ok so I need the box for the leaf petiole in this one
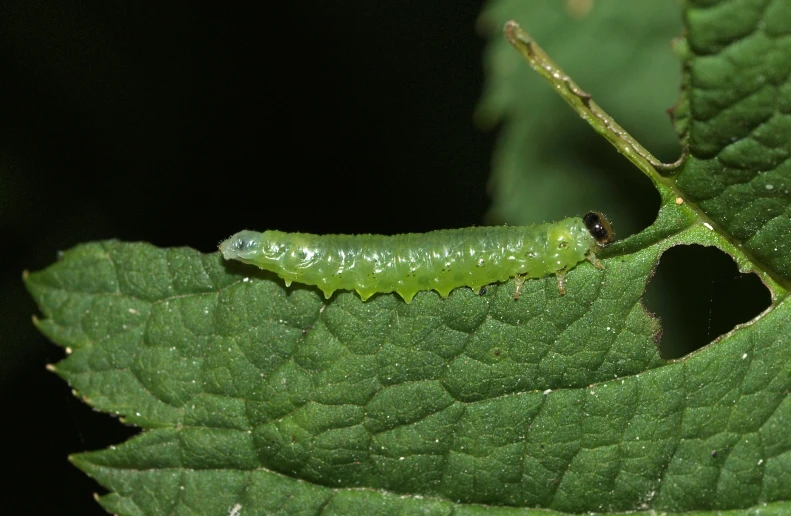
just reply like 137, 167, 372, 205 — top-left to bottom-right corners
503, 20, 686, 183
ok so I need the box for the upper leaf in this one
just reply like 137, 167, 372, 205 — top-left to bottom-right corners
674, 0, 791, 282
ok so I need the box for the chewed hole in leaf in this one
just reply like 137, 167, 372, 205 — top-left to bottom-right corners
643, 245, 770, 359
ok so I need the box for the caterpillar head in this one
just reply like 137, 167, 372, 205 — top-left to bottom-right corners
219, 230, 263, 263
583, 212, 615, 247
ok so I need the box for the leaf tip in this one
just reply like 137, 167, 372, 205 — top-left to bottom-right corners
30, 314, 48, 334
68, 452, 96, 478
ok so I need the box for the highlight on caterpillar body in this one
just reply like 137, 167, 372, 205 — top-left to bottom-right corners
219, 212, 614, 303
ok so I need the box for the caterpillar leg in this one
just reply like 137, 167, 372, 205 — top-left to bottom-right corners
586, 252, 604, 270
513, 274, 526, 300
555, 270, 567, 296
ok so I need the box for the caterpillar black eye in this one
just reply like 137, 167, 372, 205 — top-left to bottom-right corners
583, 212, 615, 246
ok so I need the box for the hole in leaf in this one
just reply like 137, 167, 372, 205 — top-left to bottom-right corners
643, 245, 771, 359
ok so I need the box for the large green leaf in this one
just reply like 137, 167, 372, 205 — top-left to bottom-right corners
25, 0, 791, 514
24, 226, 791, 515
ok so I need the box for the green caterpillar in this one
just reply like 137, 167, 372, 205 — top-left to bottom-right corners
219, 212, 614, 303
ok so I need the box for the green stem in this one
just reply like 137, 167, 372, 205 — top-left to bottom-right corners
503, 20, 685, 184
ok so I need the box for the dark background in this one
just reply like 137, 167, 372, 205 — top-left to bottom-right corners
1, 3, 493, 513
0, 2, 770, 514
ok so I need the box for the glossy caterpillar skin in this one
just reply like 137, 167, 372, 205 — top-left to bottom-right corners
219, 212, 614, 303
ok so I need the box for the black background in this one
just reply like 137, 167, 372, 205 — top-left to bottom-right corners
1, 3, 493, 513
